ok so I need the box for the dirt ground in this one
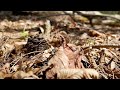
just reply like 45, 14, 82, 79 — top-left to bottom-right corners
0, 11, 120, 79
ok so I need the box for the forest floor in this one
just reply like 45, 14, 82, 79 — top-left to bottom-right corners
0, 11, 120, 79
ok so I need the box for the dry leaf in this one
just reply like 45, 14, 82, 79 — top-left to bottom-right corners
12, 71, 28, 79
1, 43, 15, 56
57, 69, 84, 79
33, 68, 41, 74
12, 71, 39, 79
10, 65, 19, 72
110, 61, 116, 71
64, 43, 83, 68
74, 15, 89, 23
84, 69, 99, 79
0, 72, 5, 79
14, 41, 27, 52
39, 27, 44, 34
104, 49, 113, 58
1, 63, 10, 73
46, 41, 84, 79
88, 30, 106, 38
57, 69, 99, 79
46, 46, 70, 79
23, 77, 35, 79
44, 20, 51, 39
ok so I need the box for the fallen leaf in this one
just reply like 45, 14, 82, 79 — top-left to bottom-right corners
14, 41, 27, 52
0, 72, 5, 79
12, 71, 39, 79
57, 68, 99, 79
46, 46, 70, 79
46, 43, 84, 79
88, 30, 106, 38
110, 61, 116, 71
1, 63, 10, 73
64, 43, 83, 68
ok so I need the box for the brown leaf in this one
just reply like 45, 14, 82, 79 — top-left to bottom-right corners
46, 43, 84, 79
1, 63, 10, 73
88, 30, 106, 38
12, 71, 28, 79
46, 46, 70, 79
0, 72, 5, 79
10, 65, 19, 72
57, 69, 99, 79
110, 61, 116, 71
12, 71, 39, 79
14, 41, 27, 52
84, 69, 99, 79
64, 44, 83, 68
57, 69, 84, 79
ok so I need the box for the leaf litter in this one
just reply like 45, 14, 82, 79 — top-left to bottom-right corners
0, 11, 120, 79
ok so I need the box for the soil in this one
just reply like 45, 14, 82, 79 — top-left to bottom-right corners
0, 11, 120, 79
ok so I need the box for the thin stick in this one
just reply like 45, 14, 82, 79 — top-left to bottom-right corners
85, 53, 97, 69
83, 44, 120, 50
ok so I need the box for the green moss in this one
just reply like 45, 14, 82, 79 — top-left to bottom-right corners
20, 29, 29, 39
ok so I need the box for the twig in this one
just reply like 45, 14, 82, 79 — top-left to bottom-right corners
74, 11, 120, 27
85, 53, 97, 68
108, 50, 120, 61
23, 51, 43, 57
105, 58, 114, 66
75, 11, 120, 21
98, 49, 105, 65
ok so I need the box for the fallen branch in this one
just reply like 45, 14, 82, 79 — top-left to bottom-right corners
74, 11, 120, 27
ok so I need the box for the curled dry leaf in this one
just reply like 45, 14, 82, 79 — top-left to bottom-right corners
88, 30, 106, 38
64, 43, 83, 68
46, 46, 69, 79
57, 69, 99, 79
46, 32, 83, 78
